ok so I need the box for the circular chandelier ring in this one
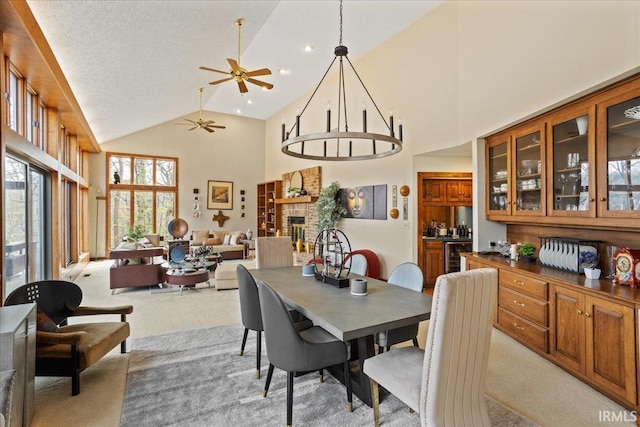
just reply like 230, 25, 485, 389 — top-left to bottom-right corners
281, 131, 402, 161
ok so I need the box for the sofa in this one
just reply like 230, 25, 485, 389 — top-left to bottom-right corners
190, 230, 246, 260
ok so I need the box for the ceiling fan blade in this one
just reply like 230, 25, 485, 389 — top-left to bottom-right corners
188, 127, 197, 131
201, 120, 216, 125
211, 125, 226, 129
199, 66, 229, 75
245, 68, 272, 77
247, 78, 273, 90
238, 80, 248, 93
203, 127, 216, 133
208, 77, 233, 86
227, 58, 241, 73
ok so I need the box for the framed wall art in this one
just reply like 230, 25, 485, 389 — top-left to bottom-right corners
338, 184, 387, 220
207, 180, 233, 210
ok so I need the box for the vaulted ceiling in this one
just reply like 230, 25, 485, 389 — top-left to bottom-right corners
26, 1, 441, 143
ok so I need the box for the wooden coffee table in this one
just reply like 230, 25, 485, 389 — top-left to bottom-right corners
165, 268, 210, 295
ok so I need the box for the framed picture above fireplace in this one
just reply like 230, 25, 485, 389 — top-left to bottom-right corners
207, 180, 233, 210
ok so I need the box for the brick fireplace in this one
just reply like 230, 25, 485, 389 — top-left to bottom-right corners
279, 166, 321, 245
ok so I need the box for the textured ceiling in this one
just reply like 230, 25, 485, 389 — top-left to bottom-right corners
27, 1, 441, 143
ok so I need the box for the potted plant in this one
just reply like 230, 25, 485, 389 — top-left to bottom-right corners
518, 242, 536, 262
579, 250, 601, 279
126, 224, 145, 242
315, 181, 347, 233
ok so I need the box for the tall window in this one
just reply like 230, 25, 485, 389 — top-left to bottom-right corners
4, 156, 49, 296
107, 153, 178, 249
8, 69, 19, 131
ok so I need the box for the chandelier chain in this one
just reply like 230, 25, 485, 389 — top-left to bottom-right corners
339, 0, 343, 46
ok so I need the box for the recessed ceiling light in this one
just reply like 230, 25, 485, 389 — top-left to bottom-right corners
279, 68, 290, 75
236, 109, 242, 114
247, 99, 253, 104
304, 45, 314, 52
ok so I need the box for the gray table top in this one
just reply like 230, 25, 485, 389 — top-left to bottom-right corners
250, 267, 432, 341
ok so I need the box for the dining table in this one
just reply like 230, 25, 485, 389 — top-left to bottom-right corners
250, 266, 432, 406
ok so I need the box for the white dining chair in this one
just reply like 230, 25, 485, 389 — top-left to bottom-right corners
363, 268, 498, 426
346, 253, 368, 276
375, 262, 424, 353
255, 237, 293, 269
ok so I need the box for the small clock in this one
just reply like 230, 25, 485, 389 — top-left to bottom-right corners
614, 248, 634, 286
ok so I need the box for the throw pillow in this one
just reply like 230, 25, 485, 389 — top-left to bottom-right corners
223, 234, 231, 245
37, 309, 60, 333
230, 234, 240, 245
203, 237, 220, 246
192, 230, 210, 246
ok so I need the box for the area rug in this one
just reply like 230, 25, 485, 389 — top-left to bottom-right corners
120, 324, 538, 427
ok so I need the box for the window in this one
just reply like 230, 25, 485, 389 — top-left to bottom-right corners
26, 89, 34, 142
39, 102, 46, 150
8, 69, 19, 131
5, 156, 50, 294
107, 153, 178, 249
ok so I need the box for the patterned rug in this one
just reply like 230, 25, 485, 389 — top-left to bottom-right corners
121, 324, 538, 426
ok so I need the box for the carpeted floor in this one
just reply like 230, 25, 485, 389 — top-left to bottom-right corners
120, 324, 537, 427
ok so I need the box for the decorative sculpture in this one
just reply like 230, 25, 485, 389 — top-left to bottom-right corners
213, 210, 230, 227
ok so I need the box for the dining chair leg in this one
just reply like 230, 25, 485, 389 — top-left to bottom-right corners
386, 346, 391, 352
240, 328, 249, 356
412, 337, 419, 348
287, 371, 294, 427
378, 346, 384, 355
319, 369, 323, 382
344, 360, 353, 412
370, 378, 380, 427
263, 364, 274, 397
256, 331, 262, 379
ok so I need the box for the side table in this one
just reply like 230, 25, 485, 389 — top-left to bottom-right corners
165, 268, 210, 295
240, 239, 255, 259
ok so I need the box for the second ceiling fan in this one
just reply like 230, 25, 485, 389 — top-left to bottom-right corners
200, 18, 273, 94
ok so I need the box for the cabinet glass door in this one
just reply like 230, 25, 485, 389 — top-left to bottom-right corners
514, 128, 543, 215
599, 93, 640, 216
487, 139, 509, 213
550, 109, 594, 216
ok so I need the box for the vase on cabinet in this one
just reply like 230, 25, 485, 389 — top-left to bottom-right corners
246, 229, 253, 240
584, 267, 601, 280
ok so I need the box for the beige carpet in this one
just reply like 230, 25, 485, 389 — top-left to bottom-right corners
30, 260, 635, 427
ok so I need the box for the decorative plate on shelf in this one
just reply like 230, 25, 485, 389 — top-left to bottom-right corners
170, 246, 186, 263
624, 105, 640, 120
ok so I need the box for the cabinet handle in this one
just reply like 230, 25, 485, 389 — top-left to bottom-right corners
589, 198, 595, 202
577, 309, 583, 315
600, 197, 607, 202
513, 323, 525, 331
584, 312, 591, 318
513, 280, 525, 286
513, 300, 525, 307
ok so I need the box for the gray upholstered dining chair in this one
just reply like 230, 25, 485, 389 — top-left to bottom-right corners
374, 262, 424, 353
363, 268, 498, 427
237, 265, 312, 380
258, 280, 353, 426
255, 236, 293, 269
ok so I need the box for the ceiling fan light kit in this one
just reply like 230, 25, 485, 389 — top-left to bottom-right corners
280, 0, 403, 161
174, 87, 226, 133
200, 18, 274, 94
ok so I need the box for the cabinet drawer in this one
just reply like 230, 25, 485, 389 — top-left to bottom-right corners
499, 270, 548, 300
498, 307, 548, 353
499, 286, 548, 326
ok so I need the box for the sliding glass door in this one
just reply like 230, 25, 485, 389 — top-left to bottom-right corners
4, 156, 49, 296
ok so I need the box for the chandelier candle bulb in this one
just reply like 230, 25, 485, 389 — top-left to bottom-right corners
327, 108, 331, 132
362, 109, 367, 132
399, 120, 403, 141
390, 114, 395, 138
281, 122, 285, 142
296, 115, 300, 137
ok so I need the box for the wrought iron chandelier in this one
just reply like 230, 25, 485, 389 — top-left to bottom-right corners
280, 1, 403, 161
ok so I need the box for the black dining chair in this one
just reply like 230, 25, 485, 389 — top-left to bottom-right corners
257, 280, 353, 426
237, 264, 311, 379
374, 262, 424, 353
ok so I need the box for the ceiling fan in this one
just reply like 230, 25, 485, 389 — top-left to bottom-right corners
175, 88, 226, 133
199, 18, 273, 94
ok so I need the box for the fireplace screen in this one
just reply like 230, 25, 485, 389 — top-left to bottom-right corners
289, 216, 305, 244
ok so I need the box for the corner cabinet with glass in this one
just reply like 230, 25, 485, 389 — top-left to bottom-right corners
512, 124, 545, 216
597, 88, 640, 218
548, 106, 596, 217
486, 135, 510, 216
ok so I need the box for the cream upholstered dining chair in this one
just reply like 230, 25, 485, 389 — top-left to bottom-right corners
345, 253, 368, 276
255, 237, 293, 269
374, 262, 424, 353
363, 268, 497, 427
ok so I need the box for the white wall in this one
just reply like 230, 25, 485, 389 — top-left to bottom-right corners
264, 0, 640, 277
88, 111, 265, 257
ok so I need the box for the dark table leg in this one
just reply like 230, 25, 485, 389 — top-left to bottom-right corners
327, 334, 375, 407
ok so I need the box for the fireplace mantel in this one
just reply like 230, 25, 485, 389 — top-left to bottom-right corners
275, 196, 318, 204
